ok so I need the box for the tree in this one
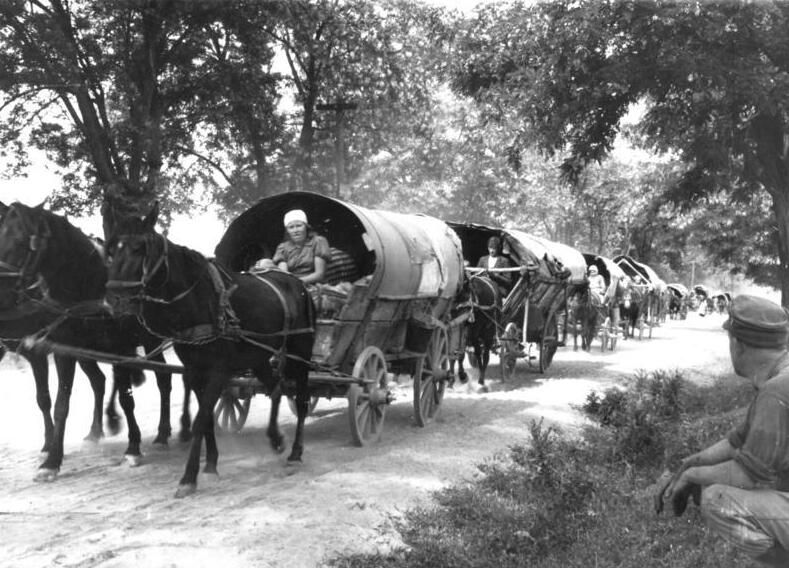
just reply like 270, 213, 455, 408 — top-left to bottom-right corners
452, 0, 789, 301
0, 0, 263, 232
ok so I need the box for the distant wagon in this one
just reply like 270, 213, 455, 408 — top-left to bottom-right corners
666, 283, 690, 320
448, 222, 586, 377
213, 191, 466, 445
613, 255, 667, 337
580, 253, 628, 351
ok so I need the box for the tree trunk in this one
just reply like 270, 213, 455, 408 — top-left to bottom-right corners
771, 191, 789, 306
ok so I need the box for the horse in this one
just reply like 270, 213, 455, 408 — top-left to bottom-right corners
0, 202, 187, 481
568, 285, 603, 351
619, 285, 644, 339
105, 203, 315, 498
0, 201, 113, 452
453, 274, 500, 390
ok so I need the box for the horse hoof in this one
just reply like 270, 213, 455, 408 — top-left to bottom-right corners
34, 468, 58, 482
83, 431, 103, 443
175, 484, 197, 499
203, 464, 218, 475
151, 439, 169, 449
477, 384, 489, 394
179, 430, 193, 443
124, 454, 142, 467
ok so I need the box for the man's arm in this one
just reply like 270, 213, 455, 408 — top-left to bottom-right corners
681, 460, 756, 489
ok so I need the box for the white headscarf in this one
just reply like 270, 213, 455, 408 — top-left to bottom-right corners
283, 209, 308, 227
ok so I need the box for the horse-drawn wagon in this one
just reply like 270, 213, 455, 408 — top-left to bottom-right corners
574, 253, 627, 351
213, 191, 466, 445
666, 283, 690, 320
447, 223, 586, 379
613, 255, 667, 338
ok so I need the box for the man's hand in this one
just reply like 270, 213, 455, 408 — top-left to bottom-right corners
660, 471, 702, 517
654, 455, 701, 515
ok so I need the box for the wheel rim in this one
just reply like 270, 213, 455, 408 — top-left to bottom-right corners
413, 328, 449, 427
348, 346, 388, 446
214, 392, 251, 433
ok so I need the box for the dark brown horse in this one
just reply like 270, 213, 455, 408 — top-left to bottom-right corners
619, 285, 645, 339
0, 202, 186, 480
0, 202, 113, 451
454, 275, 500, 390
569, 285, 603, 351
105, 204, 315, 498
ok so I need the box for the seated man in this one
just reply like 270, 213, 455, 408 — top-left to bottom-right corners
477, 236, 512, 301
657, 295, 789, 567
587, 265, 607, 305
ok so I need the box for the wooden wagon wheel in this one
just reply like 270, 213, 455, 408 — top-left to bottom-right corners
286, 395, 320, 417
347, 346, 389, 446
539, 311, 558, 373
413, 327, 449, 427
214, 390, 252, 433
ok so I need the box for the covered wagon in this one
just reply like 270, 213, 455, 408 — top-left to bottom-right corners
448, 222, 586, 376
214, 191, 466, 445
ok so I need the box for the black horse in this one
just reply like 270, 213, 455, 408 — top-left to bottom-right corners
0, 202, 115, 451
454, 274, 500, 390
569, 285, 603, 351
105, 203, 315, 498
0, 202, 186, 480
619, 286, 644, 339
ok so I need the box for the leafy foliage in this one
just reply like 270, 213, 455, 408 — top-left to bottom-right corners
452, 0, 789, 298
328, 371, 756, 568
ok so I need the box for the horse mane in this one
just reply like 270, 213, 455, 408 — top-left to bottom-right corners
13, 203, 107, 301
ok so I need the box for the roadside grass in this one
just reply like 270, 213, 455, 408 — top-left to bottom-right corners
327, 370, 757, 568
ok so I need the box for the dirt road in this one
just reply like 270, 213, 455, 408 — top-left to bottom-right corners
0, 313, 734, 567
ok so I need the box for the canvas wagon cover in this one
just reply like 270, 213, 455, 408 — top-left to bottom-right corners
667, 283, 689, 297
613, 255, 666, 292
506, 230, 587, 286
214, 191, 464, 302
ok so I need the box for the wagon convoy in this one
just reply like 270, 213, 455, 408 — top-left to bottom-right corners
0, 191, 728, 494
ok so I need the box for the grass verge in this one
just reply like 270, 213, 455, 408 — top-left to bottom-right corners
327, 369, 757, 568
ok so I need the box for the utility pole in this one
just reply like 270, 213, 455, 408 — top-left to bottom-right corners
690, 261, 695, 288
316, 100, 358, 198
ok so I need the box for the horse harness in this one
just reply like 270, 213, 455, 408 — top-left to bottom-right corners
106, 232, 315, 370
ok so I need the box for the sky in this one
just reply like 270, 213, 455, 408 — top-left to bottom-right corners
0, 158, 226, 257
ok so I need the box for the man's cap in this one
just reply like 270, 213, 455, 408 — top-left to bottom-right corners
723, 294, 789, 348
283, 209, 308, 227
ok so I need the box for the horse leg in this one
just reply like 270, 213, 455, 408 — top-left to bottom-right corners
179, 376, 192, 442
286, 359, 311, 464
267, 381, 286, 454
77, 360, 106, 442
176, 370, 207, 498
473, 341, 485, 386
105, 379, 122, 436
480, 341, 491, 384
457, 350, 468, 384
35, 355, 77, 481
114, 365, 143, 466
151, 364, 173, 446
26, 352, 54, 453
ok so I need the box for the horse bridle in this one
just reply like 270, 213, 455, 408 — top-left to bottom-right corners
106, 232, 199, 306
0, 206, 52, 301
106, 232, 170, 295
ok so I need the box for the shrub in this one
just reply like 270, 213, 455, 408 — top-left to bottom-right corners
328, 372, 756, 568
